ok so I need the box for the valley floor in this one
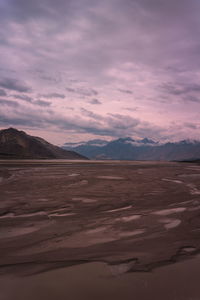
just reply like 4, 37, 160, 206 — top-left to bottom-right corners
0, 160, 200, 299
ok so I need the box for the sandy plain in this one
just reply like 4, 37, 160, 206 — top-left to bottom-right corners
0, 160, 200, 299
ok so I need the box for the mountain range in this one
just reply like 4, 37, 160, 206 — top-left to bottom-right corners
63, 137, 200, 161
0, 128, 87, 159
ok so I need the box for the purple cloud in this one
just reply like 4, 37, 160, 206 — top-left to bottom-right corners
0, 0, 200, 143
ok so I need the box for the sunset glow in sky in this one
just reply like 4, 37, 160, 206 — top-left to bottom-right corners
1, 0, 200, 144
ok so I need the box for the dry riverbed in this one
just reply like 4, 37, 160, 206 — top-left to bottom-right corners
0, 160, 200, 299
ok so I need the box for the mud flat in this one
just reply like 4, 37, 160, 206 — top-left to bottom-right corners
1, 255, 200, 300
0, 160, 200, 299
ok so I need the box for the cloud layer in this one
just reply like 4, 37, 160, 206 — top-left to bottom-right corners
0, 0, 200, 143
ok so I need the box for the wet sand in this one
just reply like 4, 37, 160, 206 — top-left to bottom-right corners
1, 255, 200, 300
0, 160, 200, 299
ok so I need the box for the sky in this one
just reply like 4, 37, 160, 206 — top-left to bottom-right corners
1, 0, 200, 145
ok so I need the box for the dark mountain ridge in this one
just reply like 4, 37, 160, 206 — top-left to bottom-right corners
62, 137, 200, 161
0, 128, 87, 159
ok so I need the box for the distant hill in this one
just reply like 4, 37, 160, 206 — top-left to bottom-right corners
62, 137, 200, 161
0, 128, 87, 159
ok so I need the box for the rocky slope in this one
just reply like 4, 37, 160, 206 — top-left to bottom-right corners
0, 128, 87, 159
